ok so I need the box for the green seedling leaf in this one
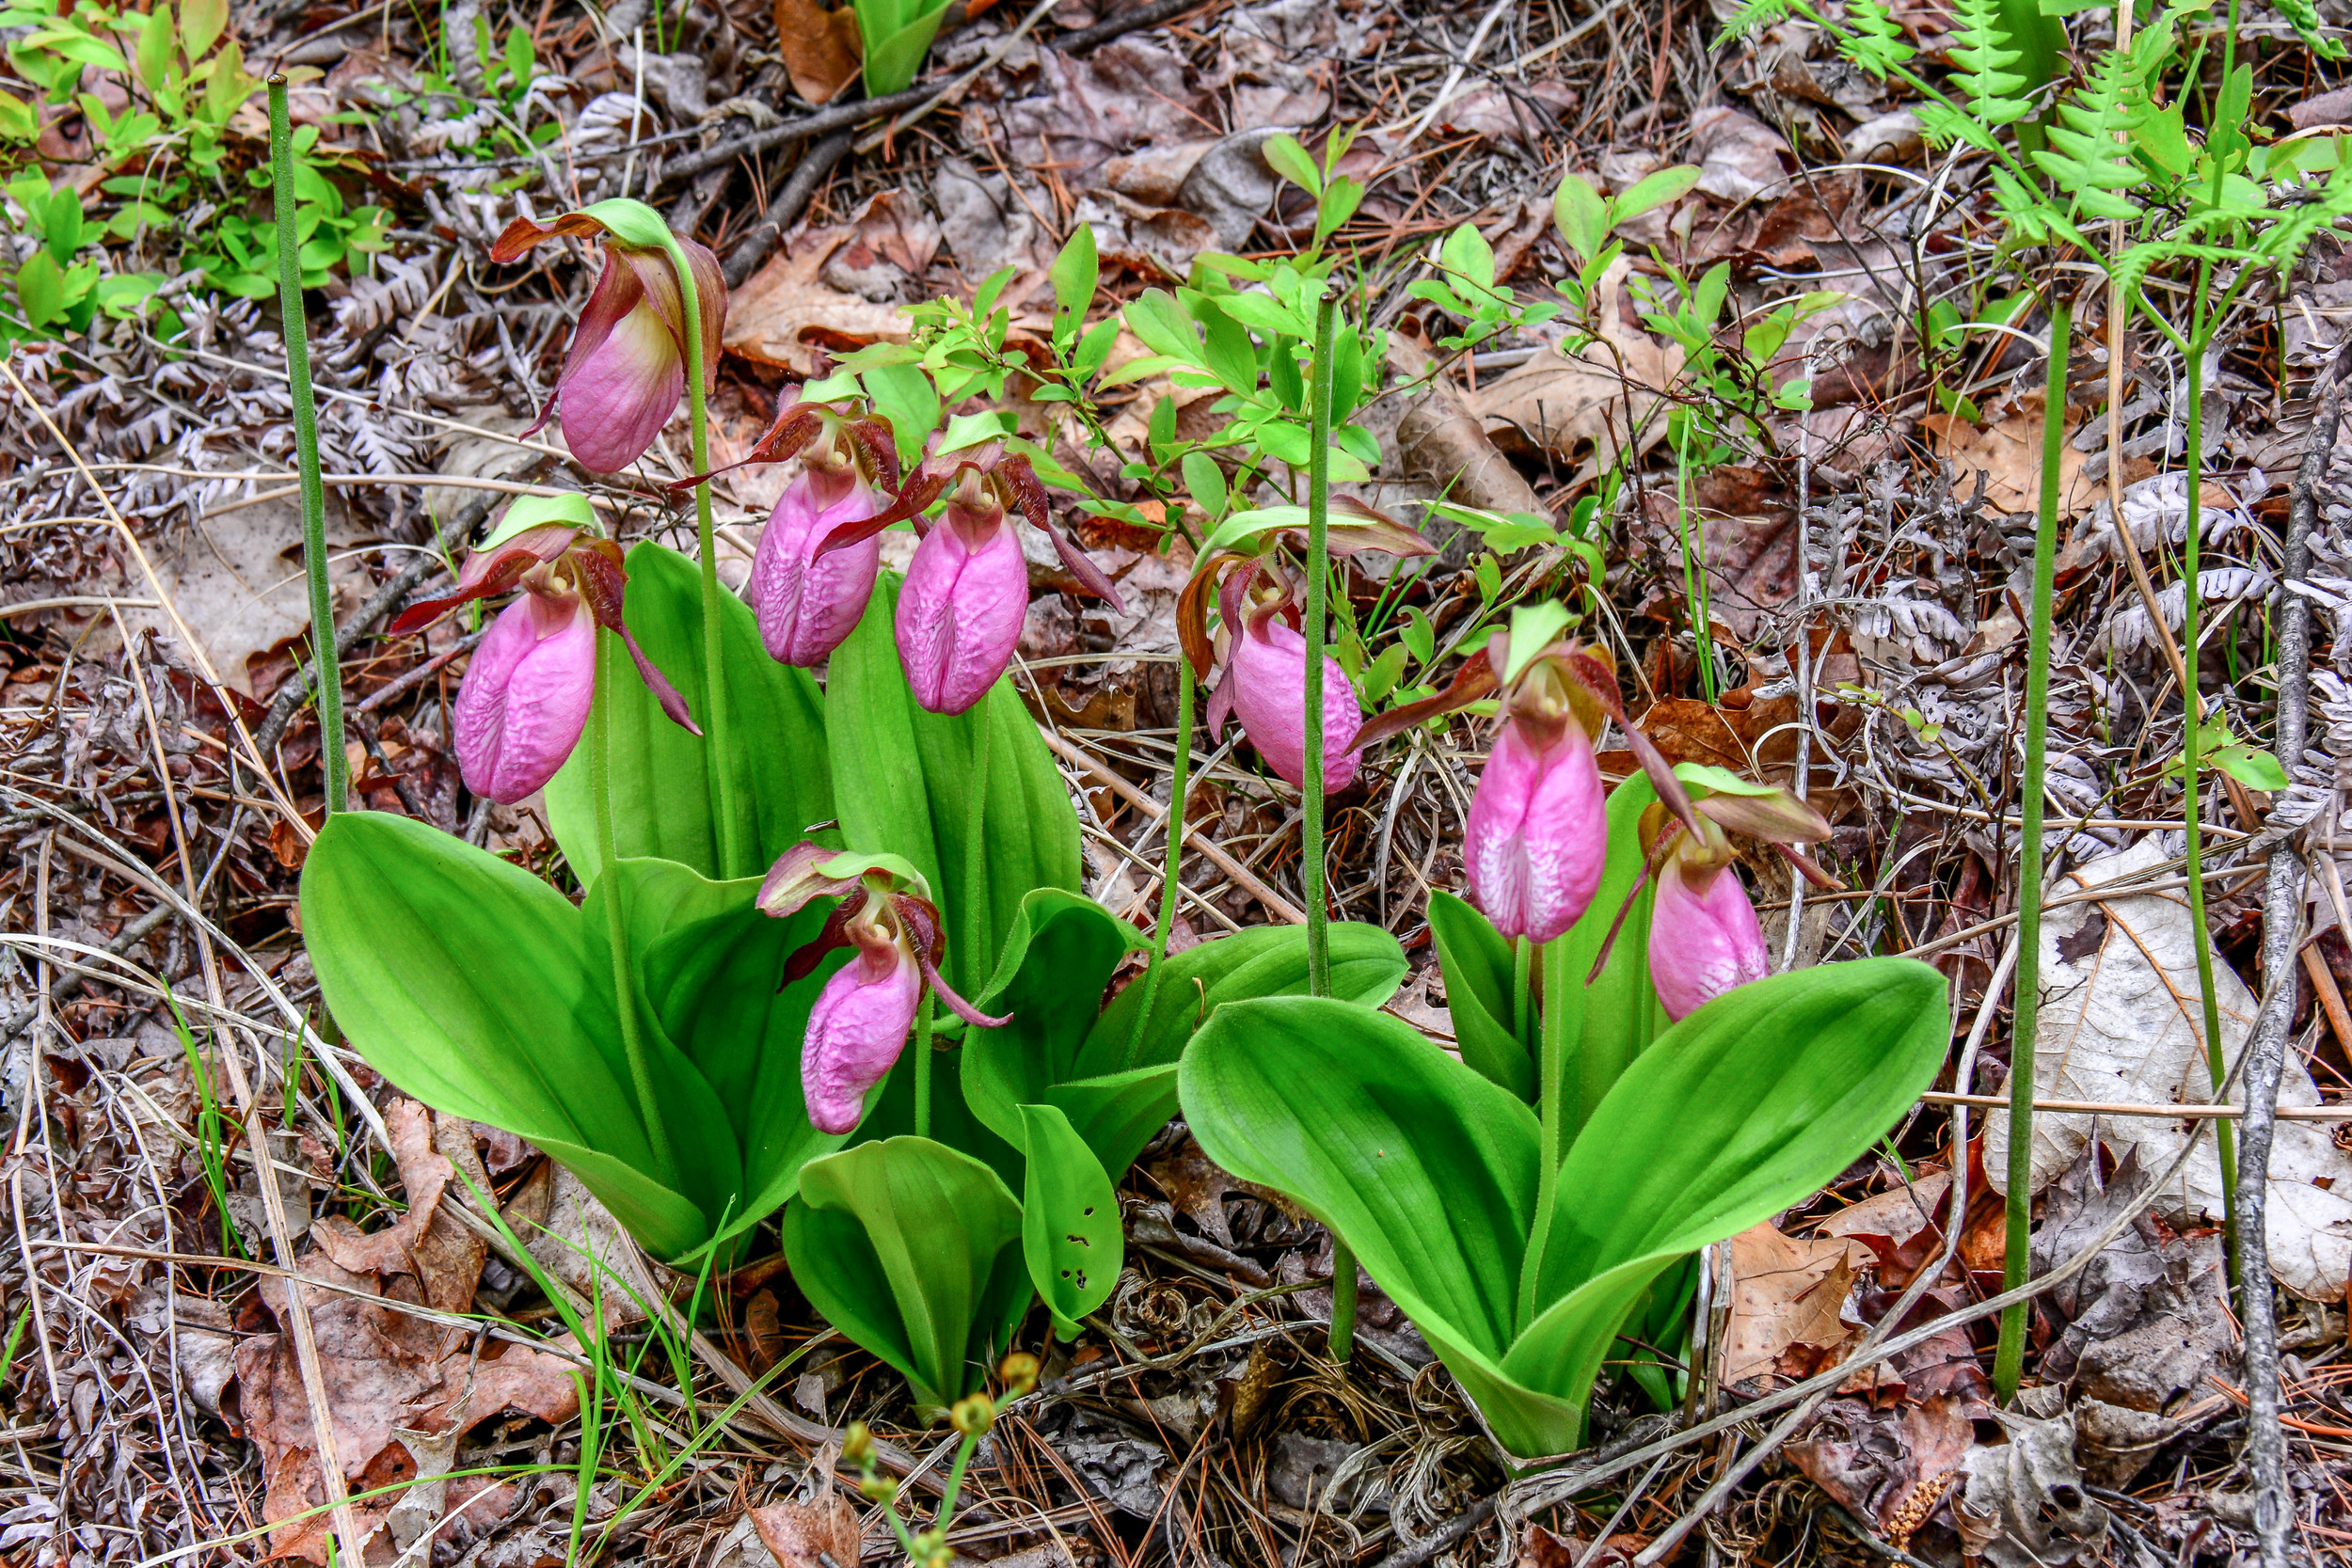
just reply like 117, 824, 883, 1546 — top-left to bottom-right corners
1263, 133, 1321, 195
1181, 451, 1230, 521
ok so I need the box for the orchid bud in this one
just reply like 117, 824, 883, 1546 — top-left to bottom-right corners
895, 475, 1031, 716
453, 588, 598, 804
491, 206, 724, 475
1226, 610, 1363, 792
752, 466, 883, 666
802, 918, 924, 1134
1647, 821, 1769, 1022
1465, 710, 1607, 942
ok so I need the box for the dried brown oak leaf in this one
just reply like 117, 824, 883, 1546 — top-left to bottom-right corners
1470, 257, 1681, 483
234, 1102, 580, 1562
1723, 1220, 1867, 1387
750, 1490, 864, 1568
1922, 395, 2097, 518
725, 234, 910, 377
773, 0, 861, 105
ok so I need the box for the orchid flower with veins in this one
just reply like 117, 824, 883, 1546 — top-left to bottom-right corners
728, 393, 903, 667
491, 203, 724, 476
1179, 503, 1486, 793
758, 844, 1009, 1134
387, 495, 698, 803
817, 440, 1127, 716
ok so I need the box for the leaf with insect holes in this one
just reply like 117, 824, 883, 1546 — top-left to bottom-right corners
1020, 1103, 1120, 1335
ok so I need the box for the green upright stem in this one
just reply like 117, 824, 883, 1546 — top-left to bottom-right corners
964, 703, 995, 998
1302, 291, 1337, 998
1513, 936, 1534, 1049
1518, 933, 1573, 1330
2183, 293, 2240, 1272
1995, 303, 2069, 1403
912, 994, 934, 1142
661, 233, 740, 877
1123, 655, 1195, 1070
592, 630, 681, 1186
268, 78, 344, 816
1304, 286, 1350, 1361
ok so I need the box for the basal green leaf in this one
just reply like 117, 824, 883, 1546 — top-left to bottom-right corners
962, 890, 1145, 1149
827, 578, 1082, 995
1515, 957, 1948, 1384
1181, 996, 1539, 1364
1019, 1103, 1120, 1335
548, 543, 832, 885
784, 1137, 1031, 1412
1077, 923, 1407, 1078
1427, 892, 1531, 1099
298, 812, 711, 1259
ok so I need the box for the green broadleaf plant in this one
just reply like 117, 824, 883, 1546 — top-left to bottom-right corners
1180, 958, 1949, 1457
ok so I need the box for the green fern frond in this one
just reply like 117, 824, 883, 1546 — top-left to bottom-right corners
1946, 0, 2031, 128
1719, 0, 1794, 43
1837, 0, 1915, 79
2275, 0, 2347, 62
2032, 42, 2149, 223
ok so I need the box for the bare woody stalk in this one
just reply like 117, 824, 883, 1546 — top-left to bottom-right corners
1303, 284, 1357, 1361
268, 77, 345, 816
1995, 301, 2069, 1403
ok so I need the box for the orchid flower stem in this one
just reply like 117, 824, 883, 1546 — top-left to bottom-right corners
1518, 932, 1573, 1335
268, 77, 344, 816
591, 628, 681, 1187
965, 704, 995, 1000
1124, 654, 1195, 1072
1994, 301, 2068, 1404
1304, 285, 1349, 1363
2183, 280, 2239, 1280
1513, 936, 1534, 1048
662, 234, 740, 878
912, 993, 934, 1142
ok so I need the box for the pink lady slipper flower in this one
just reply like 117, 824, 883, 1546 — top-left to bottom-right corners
817, 441, 1127, 715
491, 201, 724, 475
725, 393, 903, 666
1180, 503, 1464, 793
759, 844, 1009, 1133
388, 495, 698, 803
1633, 770, 1835, 1019
1464, 637, 1613, 942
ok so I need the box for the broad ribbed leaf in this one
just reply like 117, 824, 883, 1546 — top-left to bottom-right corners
1019, 1103, 1121, 1335
963, 891, 1145, 1149
1426, 892, 1530, 1098
548, 542, 833, 885
1078, 924, 1407, 1078
1552, 776, 1668, 1145
1180, 996, 1539, 1365
297, 812, 709, 1259
1505, 958, 1950, 1438
828, 578, 1082, 995
619, 858, 849, 1254
783, 1137, 1031, 1412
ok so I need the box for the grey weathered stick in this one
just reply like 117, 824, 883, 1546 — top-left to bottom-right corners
721, 130, 854, 288
2238, 356, 2343, 1568
251, 492, 500, 757
661, 0, 1209, 192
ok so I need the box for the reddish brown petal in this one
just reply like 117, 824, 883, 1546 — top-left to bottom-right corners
489, 210, 614, 263
1353, 646, 1495, 751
